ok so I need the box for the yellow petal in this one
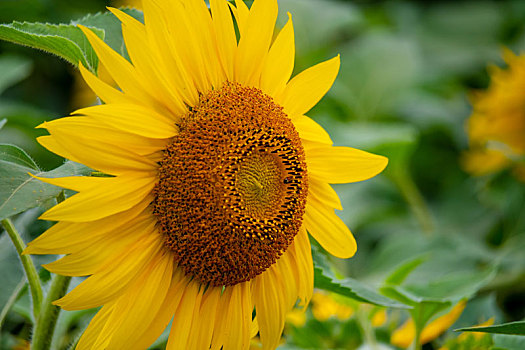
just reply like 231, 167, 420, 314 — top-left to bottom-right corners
254, 267, 287, 350
260, 13, 295, 97
42, 216, 155, 276
222, 283, 252, 350
234, 0, 278, 86
276, 55, 340, 117
39, 175, 155, 222
210, 287, 234, 350
272, 248, 298, 309
130, 269, 188, 350
306, 143, 388, 184
74, 103, 178, 139
36, 136, 75, 162
54, 234, 162, 310
293, 114, 333, 145
108, 8, 187, 116
40, 118, 158, 174
304, 198, 357, 259
38, 127, 165, 159
79, 25, 158, 104
166, 280, 202, 349
141, 0, 200, 106
308, 176, 342, 210
230, 0, 250, 34
149, 0, 211, 94
76, 303, 115, 350
210, 0, 237, 81
291, 227, 314, 306
78, 63, 127, 105
188, 287, 221, 350
24, 202, 149, 255
106, 253, 173, 349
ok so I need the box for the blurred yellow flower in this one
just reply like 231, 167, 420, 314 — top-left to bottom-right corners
438, 318, 494, 350
311, 291, 355, 322
391, 300, 467, 349
463, 49, 525, 180
371, 309, 387, 327
286, 307, 307, 327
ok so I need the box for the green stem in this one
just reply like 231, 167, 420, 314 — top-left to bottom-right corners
32, 190, 71, 350
410, 331, 422, 350
356, 308, 377, 348
1, 218, 43, 321
394, 171, 434, 235
31, 274, 72, 350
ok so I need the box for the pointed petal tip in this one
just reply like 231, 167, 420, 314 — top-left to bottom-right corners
35, 122, 47, 129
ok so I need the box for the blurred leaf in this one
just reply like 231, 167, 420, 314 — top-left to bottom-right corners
0, 147, 91, 220
0, 236, 24, 326
0, 278, 24, 329
277, 0, 363, 59
0, 118, 6, 130
0, 21, 104, 71
314, 265, 409, 309
334, 32, 422, 120
492, 334, 525, 350
404, 266, 497, 302
0, 55, 32, 95
384, 256, 427, 285
0, 144, 39, 169
457, 321, 525, 335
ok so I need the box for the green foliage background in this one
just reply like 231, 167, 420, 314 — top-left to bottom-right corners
1, 0, 525, 349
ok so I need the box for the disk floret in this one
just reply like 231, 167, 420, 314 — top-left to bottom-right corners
153, 82, 308, 286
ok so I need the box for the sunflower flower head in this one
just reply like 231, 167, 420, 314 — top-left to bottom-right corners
463, 49, 525, 180
24, 0, 387, 349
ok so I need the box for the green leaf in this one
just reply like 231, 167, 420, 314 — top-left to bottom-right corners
0, 151, 91, 220
0, 235, 25, 327
492, 334, 525, 350
457, 321, 525, 336
385, 255, 427, 285
0, 9, 143, 73
313, 266, 409, 309
403, 266, 497, 302
0, 144, 39, 169
0, 55, 32, 95
0, 21, 104, 71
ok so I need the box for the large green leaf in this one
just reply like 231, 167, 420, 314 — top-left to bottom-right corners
456, 321, 525, 336
0, 144, 39, 169
0, 144, 91, 220
0, 21, 103, 71
314, 265, 409, 309
0, 8, 143, 72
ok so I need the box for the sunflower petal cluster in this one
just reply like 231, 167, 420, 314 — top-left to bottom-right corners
24, 0, 387, 349
464, 49, 525, 180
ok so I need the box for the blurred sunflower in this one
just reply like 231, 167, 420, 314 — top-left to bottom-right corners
463, 49, 525, 180
391, 300, 467, 349
24, 0, 387, 349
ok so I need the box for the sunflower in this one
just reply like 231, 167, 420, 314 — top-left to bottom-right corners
463, 49, 525, 180
24, 0, 387, 348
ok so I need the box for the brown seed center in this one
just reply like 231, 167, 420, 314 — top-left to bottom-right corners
152, 82, 308, 286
